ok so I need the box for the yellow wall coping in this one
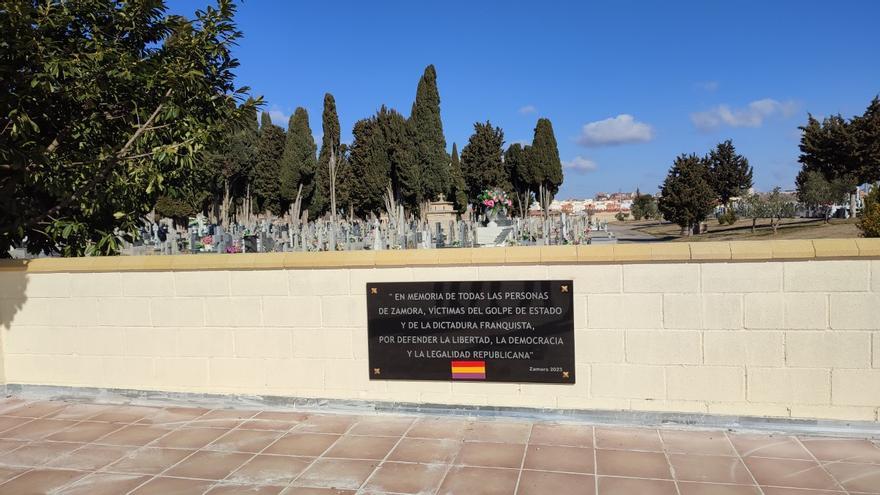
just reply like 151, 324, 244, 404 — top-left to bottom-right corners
2, 238, 879, 273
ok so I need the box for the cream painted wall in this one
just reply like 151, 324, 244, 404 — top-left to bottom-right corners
1, 259, 879, 422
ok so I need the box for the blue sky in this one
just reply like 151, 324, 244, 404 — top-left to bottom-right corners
174, 0, 879, 198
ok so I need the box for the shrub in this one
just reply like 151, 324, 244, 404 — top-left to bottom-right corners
615, 212, 629, 222
858, 186, 880, 237
718, 210, 738, 225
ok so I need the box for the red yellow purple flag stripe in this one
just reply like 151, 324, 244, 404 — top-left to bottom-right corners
451, 360, 486, 380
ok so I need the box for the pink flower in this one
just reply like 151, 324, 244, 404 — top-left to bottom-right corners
487, 200, 495, 207
506, 199, 512, 206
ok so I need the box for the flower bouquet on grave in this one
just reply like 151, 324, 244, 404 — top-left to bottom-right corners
478, 188, 513, 226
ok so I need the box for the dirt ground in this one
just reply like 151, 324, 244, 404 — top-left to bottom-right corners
624, 217, 861, 242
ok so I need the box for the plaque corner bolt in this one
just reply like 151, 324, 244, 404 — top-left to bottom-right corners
560, 285, 569, 293
373, 368, 381, 375
562, 371, 570, 378
370, 287, 378, 295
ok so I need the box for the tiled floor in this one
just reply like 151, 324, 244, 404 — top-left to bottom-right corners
0, 398, 877, 494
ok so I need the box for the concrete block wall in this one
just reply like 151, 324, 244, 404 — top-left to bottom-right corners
0, 240, 879, 422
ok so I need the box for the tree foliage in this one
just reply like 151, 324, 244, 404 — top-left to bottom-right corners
280, 107, 318, 214
251, 112, 286, 215
504, 143, 532, 218
795, 169, 849, 222
0, 0, 259, 256
409, 65, 449, 202
347, 116, 390, 217
630, 189, 658, 220
858, 185, 880, 237
529, 118, 564, 211
706, 140, 753, 206
461, 121, 507, 205
316, 93, 340, 216
448, 142, 468, 214
658, 154, 715, 233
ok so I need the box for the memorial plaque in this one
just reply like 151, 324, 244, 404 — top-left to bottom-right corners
367, 280, 574, 384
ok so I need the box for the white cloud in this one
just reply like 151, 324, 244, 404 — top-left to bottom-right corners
518, 105, 537, 115
267, 108, 290, 127
690, 98, 798, 131
696, 80, 719, 92
562, 156, 598, 173
576, 114, 655, 147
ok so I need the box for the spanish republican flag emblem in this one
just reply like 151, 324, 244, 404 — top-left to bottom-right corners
451, 361, 486, 380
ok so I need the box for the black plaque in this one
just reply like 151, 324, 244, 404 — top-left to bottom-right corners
366, 280, 575, 383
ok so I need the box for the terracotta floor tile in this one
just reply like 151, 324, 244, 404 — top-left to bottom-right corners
523, 444, 594, 474
596, 449, 672, 479
164, 450, 252, 480
96, 424, 172, 446
801, 437, 880, 464
45, 445, 133, 471
282, 488, 356, 495
186, 409, 257, 429
349, 416, 414, 437
2, 401, 68, 419
669, 453, 754, 484
256, 411, 310, 422
296, 414, 357, 434
0, 441, 81, 467
387, 437, 461, 464
362, 461, 447, 494
530, 423, 594, 448
456, 441, 525, 468
760, 488, 845, 495
324, 435, 398, 460
264, 432, 340, 457
517, 470, 595, 495
595, 426, 662, 451
46, 421, 121, 443
597, 476, 677, 495
677, 483, 761, 495
0, 468, 86, 494
206, 429, 284, 454
0, 399, 28, 415
206, 483, 286, 494
0, 439, 26, 455
43, 403, 107, 421
88, 405, 156, 424
1, 419, 78, 440
136, 406, 210, 427
407, 418, 470, 440
151, 427, 227, 449
744, 457, 840, 490
0, 416, 33, 434
103, 447, 195, 475
130, 476, 214, 494
465, 421, 531, 444
822, 461, 880, 493
240, 418, 301, 431
728, 434, 812, 459
60, 472, 152, 495
436, 466, 519, 495
293, 458, 378, 490
661, 430, 737, 456
225, 454, 312, 486
0, 467, 26, 484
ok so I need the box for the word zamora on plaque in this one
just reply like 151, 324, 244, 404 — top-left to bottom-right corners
366, 281, 575, 384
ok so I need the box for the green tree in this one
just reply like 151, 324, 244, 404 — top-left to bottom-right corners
505, 143, 532, 218
316, 93, 340, 216
0, 0, 259, 256
658, 154, 716, 235
379, 106, 420, 211
735, 193, 767, 233
529, 118, 564, 217
764, 187, 797, 234
203, 103, 259, 225
795, 169, 849, 223
280, 107, 318, 215
858, 185, 880, 237
252, 112, 286, 215
347, 117, 390, 217
448, 143, 468, 214
460, 121, 507, 205
631, 189, 658, 220
706, 140, 753, 207
409, 65, 449, 201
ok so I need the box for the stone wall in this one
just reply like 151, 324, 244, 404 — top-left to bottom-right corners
1, 239, 879, 422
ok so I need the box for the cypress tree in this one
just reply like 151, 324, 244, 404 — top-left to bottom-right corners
529, 118, 563, 213
378, 106, 420, 210
505, 143, 533, 218
252, 111, 286, 214
658, 154, 716, 234
460, 121, 507, 205
448, 142, 468, 213
347, 117, 390, 216
410, 65, 450, 201
280, 107, 319, 215
316, 93, 340, 215
706, 139, 753, 207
